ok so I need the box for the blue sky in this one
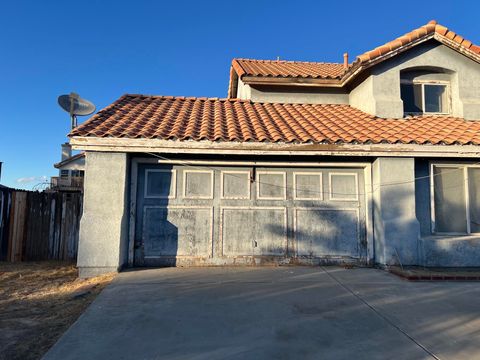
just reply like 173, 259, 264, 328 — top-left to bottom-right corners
0, 0, 478, 189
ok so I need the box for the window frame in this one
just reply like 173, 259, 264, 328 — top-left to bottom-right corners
430, 162, 480, 235
400, 79, 451, 116
328, 172, 359, 202
60, 169, 70, 179
144, 169, 177, 199
293, 172, 323, 201
256, 171, 287, 200
220, 170, 251, 200
182, 169, 214, 200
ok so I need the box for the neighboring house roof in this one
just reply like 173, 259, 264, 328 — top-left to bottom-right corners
70, 94, 480, 146
228, 20, 480, 96
54, 152, 85, 169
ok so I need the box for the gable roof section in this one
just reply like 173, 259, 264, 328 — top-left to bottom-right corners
356, 20, 480, 63
228, 21, 480, 96
54, 152, 85, 169
232, 59, 347, 80
70, 94, 480, 146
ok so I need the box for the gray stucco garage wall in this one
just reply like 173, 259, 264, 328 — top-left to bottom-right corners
373, 157, 420, 266
349, 41, 480, 119
77, 152, 129, 277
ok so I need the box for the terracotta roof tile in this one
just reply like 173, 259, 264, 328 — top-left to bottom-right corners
232, 59, 347, 79
70, 94, 480, 146
356, 20, 480, 64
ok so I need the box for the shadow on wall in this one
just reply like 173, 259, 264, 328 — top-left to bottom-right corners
135, 164, 480, 267
135, 165, 178, 267
266, 201, 365, 261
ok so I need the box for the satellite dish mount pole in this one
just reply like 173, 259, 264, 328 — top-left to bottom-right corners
70, 114, 77, 130
57, 92, 95, 130
69, 92, 79, 130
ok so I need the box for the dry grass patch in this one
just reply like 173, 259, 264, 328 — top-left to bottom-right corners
0, 262, 115, 360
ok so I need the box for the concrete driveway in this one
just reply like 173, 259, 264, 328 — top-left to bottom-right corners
44, 267, 480, 360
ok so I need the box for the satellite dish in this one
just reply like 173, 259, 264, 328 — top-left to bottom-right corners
58, 92, 96, 129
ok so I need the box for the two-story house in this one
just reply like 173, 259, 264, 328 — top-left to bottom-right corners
69, 21, 480, 277
50, 143, 85, 192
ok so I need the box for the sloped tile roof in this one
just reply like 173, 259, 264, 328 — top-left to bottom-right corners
356, 20, 480, 63
70, 94, 480, 146
230, 21, 480, 86
232, 59, 347, 79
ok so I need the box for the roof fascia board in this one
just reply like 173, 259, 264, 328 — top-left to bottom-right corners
433, 33, 480, 64
70, 137, 480, 158
241, 76, 343, 87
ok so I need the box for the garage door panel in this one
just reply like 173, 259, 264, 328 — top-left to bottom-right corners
143, 207, 212, 257
295, 208, 359, 257
136, 164, 367, 265
221, 208, 287, 256
183, 170, 214, 199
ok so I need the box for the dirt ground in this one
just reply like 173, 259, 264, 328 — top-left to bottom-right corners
0, 262, 115, 360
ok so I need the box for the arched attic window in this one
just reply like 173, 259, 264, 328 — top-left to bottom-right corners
400, 67, 454, 115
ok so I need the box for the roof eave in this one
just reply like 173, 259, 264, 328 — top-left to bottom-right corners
70, 136, 480, 158
351, 33, 480, 77
53, 152, 85, 168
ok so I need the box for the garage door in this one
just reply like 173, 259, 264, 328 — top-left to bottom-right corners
134, 164, 367, 266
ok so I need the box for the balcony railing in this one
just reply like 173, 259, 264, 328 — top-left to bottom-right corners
50, 176, 84, 191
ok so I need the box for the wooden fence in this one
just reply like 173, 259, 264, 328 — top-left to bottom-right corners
0, 188, 82, 262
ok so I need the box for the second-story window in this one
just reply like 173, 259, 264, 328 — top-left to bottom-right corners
71, 170, 84, 178
401, 81, 449, 115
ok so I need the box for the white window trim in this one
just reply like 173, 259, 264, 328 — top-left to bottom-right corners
401, 79, 451, 115
328, 172, 359, 201
256, 171, 287, 200
293, 172, 323, 200
220, 170, 251, 200
144, 169, 177, 199
430, 163, 480, 235
182, 169, 214, 199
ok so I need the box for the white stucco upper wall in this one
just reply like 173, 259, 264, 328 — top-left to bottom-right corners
236, 78, 348, 104
236, 79, 251, 100
349, 41, 480, 119
249, 86, 349, 104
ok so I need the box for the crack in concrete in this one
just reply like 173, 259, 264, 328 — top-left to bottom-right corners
321, 267, 441, 360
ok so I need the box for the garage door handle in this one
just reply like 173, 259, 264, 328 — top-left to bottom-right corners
254, 241, 257, 247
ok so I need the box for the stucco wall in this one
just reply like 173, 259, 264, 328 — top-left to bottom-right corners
77, 152, 129, 277
372, 157, 420, 266
248, 85, 349, 104
349, 41, 480, 119
349, 75, 376, 115
236, 79, 349, 104
236, 79, 251, 100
